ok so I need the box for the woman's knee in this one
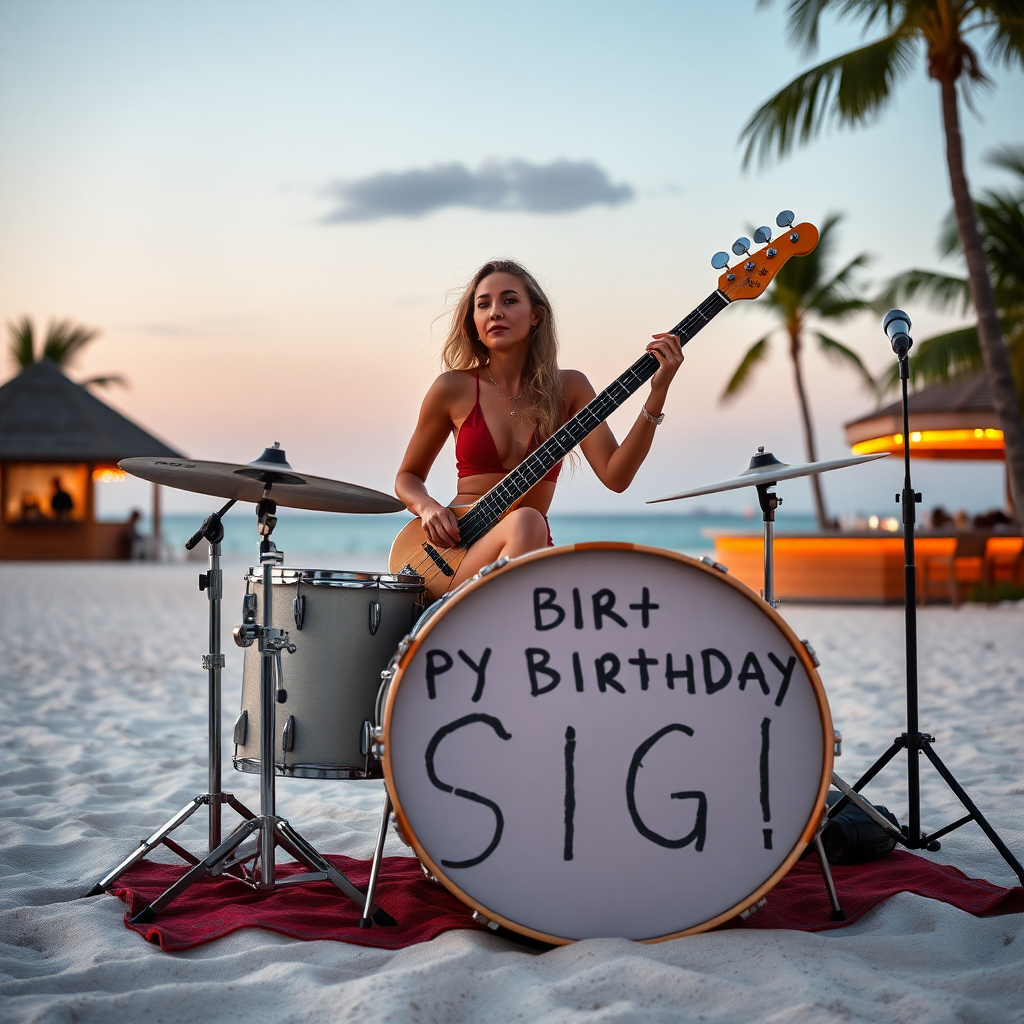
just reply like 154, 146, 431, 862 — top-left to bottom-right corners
506, 507, 549, 547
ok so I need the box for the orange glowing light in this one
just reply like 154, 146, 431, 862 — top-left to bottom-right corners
92, 468, 126, 484
852, 429, 1004, 456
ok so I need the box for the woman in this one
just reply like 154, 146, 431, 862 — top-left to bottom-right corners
395, 259, 683, 588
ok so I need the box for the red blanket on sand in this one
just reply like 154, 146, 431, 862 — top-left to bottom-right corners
111, 851, 1024, 952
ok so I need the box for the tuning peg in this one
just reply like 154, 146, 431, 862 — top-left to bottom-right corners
711, 252, 730, 269
731, 236, 751, 257
775, 210, 795, 228
753, 226, 772, 245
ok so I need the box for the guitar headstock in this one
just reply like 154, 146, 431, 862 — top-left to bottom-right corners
714, 213, 819, 301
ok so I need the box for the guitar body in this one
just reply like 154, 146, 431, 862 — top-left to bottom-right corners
388, 218, 818, 602
389, 508, 472, 602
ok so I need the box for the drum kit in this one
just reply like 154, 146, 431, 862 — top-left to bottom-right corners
84, 437, 1021, 944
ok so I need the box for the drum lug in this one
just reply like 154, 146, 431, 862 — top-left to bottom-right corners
242, 593, 258, 624
361, 720, 385, 759
739, 897, 767, 920
478, 556, 509, 577
472, 911, 500, 931
368, 600, 381, 635
833, 729, 843, 757
281, 715, 296, 752
232, 710, 248, 746
698, 555, 729, 574
293, 594, 305, 630
801, 639, 821, 667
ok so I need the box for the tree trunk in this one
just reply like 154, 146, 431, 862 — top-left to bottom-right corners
939, 76, 1024, 516
789, 328, 834, 530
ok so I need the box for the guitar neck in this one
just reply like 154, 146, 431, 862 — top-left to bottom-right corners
458, 289, 730, 547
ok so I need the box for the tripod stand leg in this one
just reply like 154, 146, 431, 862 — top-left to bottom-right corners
920, 743, 1024, 886
83, 795, 206, 897
827, 740, 905, 821
830, 773, 907, 844
129, 817, 263, 924
359, 789, 394, 929
812, 832, 846, 922
274, 819, 396, 926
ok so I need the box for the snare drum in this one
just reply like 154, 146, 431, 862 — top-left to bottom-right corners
233, 568, 424, 779
380, 544, 832, 943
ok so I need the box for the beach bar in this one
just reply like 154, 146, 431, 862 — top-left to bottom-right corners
0, 360, 182, 560
712, 374, 1022, 603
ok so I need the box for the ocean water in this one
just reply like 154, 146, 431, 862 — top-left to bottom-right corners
148, 510, 818, 570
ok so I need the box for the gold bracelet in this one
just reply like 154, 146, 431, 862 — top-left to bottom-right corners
640, 404, 665, 426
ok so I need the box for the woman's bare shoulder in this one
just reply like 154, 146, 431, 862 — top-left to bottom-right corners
559, 368, 596, 401
425, 369, 476, 400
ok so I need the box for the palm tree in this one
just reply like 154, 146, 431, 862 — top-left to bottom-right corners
878, 144, 1024, 404
6, 316, 124, 389
720, 214, 875, 529
739, 0, 1024, 515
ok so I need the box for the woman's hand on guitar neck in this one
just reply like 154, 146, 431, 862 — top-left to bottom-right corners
646, 333, 684, 410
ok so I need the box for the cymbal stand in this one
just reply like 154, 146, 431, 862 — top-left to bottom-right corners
754, 475, 845, 921
827, 345, 1024, 885
127, 495, 394, 925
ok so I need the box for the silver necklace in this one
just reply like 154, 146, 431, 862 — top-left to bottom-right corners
487, 369, 524, 416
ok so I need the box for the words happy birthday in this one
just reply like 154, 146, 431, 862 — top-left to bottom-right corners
423, 585, 798, 707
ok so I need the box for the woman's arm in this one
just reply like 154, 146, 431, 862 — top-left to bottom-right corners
573, 333, 684, 493
395, 373, 464, 547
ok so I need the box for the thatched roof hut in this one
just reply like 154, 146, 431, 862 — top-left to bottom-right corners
0, 360, 183, 559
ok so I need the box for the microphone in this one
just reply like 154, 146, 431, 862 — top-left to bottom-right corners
883, 309, 913, 359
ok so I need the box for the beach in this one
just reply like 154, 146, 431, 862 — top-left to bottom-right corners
1, 560, 1022, 1023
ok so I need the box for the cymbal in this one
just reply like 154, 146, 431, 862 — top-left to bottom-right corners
119, 444, 406, 514
647, 448, 890, 504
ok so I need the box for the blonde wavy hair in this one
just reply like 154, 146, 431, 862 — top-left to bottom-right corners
441, 259, 564, 440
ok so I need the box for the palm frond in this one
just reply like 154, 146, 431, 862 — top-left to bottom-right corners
740, 31, 917, 168
984, 14, 1024, 69
720, 336, 772, 401
7, 316, 36, 369
807, 251, 874, 318
815, 331, 876, 390
985, 141, 1024, 180
41, 319, 100, 367
877, 269, 972, 315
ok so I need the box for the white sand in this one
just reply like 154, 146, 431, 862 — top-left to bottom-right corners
1, 561, 1022, 1023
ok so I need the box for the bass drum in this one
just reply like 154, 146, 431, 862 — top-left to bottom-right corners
381, 543, 832, 943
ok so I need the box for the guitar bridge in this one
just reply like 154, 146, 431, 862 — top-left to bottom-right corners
422, 544, 455, 577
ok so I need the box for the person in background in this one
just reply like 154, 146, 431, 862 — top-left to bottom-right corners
121, 509, 143, 560
50, 477, 74, 518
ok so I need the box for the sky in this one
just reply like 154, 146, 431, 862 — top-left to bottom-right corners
1, 0, 1021, 519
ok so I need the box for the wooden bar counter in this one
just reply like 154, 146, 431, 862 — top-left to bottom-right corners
713, 533, 1023, 604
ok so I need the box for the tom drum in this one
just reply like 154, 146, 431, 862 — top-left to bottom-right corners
234, 567, 424, 779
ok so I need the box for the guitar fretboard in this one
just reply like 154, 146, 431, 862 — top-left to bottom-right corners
457, 290, 729, 547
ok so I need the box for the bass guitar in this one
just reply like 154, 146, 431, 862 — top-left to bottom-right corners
390, 213, 819, 600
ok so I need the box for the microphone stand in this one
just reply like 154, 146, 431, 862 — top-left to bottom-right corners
828, 319, 1024, 885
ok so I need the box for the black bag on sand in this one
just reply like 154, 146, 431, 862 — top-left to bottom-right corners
820, 790, 902, 864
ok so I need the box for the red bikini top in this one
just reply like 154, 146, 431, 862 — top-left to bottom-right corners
455, 372, 562, 483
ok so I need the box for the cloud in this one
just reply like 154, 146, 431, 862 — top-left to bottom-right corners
322, 159, 634, 223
